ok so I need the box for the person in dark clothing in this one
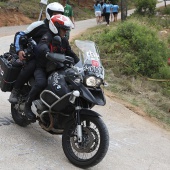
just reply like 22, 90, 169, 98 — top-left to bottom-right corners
102, 1, 112, 26
9, 2, 65, 104
100, 0, 106, 22
24, 14, 79, 122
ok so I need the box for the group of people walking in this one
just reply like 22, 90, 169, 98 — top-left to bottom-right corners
94, 0, 119, 26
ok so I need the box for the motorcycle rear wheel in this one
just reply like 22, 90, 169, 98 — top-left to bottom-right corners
11, 104, 30, 127
62, 115, 109, 168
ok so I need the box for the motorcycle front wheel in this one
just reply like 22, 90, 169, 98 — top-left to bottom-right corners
11, 104, 30, 127
62, 115, 109, 169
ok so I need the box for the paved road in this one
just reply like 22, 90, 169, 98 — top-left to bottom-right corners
0, 1, 170, 169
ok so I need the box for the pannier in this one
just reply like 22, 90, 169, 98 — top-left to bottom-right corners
0, 34, 37, 92
0, 52, 22, 92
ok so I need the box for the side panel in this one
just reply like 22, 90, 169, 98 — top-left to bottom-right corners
47, 71, 70, 97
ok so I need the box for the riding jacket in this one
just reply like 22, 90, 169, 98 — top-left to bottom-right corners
36, 31, 79, 69
14, 19, 49, 54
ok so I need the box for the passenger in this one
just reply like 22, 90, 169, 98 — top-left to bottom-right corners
9, 2, 64, 104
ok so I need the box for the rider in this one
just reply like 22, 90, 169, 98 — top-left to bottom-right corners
9, 2, 64, 104
24, 14, 79, 122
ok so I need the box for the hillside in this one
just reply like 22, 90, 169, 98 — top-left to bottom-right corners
0, 0, 94, 27
0, 9, 33, 27
0, 0, 137, 27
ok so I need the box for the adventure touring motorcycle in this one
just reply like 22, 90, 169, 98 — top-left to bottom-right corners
0, 38, 109, 168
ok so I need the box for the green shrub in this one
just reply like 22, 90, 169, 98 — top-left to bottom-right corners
96, 20, 170, 78
73, 18, 170, 79
0, 2, 6, 7
134, 0, 157, 15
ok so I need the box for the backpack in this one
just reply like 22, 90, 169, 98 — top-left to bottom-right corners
103, 7, 106, 14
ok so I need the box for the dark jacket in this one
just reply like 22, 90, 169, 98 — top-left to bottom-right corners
36, 31, 79, 69
14, 19, 49, 53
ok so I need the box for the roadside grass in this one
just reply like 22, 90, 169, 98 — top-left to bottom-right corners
71, 16, 170, 129
157, 4, 170, 15
0, 2, 5, 7
18, 1, 41, 19
105, 69, 170, 129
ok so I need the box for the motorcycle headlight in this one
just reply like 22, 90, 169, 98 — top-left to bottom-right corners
96, 78, 102, 86
85, 76, 103, 87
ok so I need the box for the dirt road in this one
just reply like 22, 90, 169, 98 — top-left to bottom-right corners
0, 2, 170, 169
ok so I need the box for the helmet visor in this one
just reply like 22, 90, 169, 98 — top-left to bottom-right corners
54, 22, 70, 31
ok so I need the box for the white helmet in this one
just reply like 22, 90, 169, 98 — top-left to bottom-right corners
46, 2, 64, 20
49, 14, 71, 34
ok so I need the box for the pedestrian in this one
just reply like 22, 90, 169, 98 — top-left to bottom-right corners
24, 14, 79, 122
9, 2, 65, 104
61, 0, 75, 40
112, 3, 119, 22
94, 0, 102, 24
102, 1, 112, 26
110, 1, 114, 22
100, 0, 106, 22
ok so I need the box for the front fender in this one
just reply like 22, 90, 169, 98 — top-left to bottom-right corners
79, 109, 101, 117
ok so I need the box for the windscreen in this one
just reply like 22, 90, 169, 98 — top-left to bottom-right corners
75, 40, 104, 79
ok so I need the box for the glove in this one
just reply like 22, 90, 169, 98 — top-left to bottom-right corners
64, 56, 75, 65
46, 52, 65, 63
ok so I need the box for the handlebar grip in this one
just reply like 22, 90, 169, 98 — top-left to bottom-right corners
46, 52, 65, 63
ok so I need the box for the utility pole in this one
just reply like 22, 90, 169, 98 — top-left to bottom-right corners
121, 0, 127, 21
38, 0, 48, 21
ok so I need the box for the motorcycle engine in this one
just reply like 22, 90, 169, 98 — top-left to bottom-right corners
32, 99, 46, 115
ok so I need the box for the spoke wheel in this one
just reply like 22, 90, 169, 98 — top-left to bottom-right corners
62, 115, 109, 169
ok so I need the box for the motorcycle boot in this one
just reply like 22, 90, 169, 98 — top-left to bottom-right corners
8, 88, 20, 104
24, 99, 36, 122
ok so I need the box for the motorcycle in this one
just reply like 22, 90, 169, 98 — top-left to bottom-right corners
0, 38, 109, 168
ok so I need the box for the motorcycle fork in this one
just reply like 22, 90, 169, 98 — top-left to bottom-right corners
75, 107, 83, 143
